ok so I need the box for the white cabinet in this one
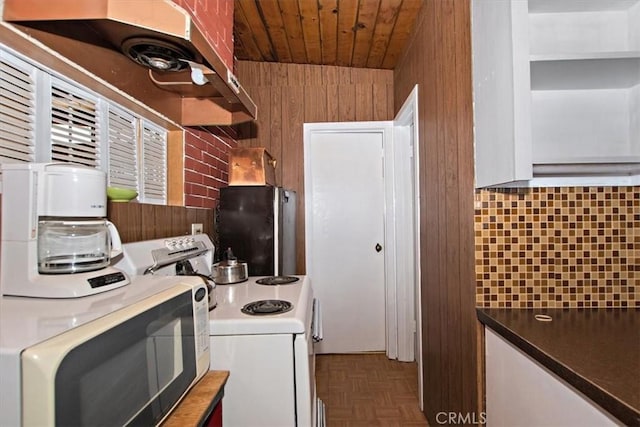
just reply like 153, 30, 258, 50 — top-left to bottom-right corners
472, 0, 640, 188
485, 328, 620, 426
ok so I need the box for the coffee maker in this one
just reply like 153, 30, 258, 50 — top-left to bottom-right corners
1, 163, 130, 298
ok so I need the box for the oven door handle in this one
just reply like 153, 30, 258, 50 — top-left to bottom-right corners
312, 298, 323, 343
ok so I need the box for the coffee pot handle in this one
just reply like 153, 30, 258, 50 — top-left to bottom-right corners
106, 221, 123, 259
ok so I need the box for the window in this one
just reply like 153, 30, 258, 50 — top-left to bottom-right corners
0, 44, 168, 204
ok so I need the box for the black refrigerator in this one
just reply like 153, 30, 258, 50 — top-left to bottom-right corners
217, 186, 296, 276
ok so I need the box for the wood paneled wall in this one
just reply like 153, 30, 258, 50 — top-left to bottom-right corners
235, 61, 394, 273
108, 202, 215, 244
393, 0, 479, 424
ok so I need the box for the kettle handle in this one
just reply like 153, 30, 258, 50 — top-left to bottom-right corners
106, 220, 123, 259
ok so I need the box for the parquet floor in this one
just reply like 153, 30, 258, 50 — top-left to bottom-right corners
316, 353, 429, 427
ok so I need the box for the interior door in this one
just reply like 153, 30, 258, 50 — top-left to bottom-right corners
304, 125, 386, 353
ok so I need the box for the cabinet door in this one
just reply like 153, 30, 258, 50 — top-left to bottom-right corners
472, 0, 532, 187
485, 328, 619, 426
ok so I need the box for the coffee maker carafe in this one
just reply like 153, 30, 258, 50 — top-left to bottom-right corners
1, 163, 130, 298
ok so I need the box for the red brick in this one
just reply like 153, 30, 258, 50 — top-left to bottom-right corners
202, 150, 216, 164
202, 198, 215, 209
184, 169, 203, 185
196, 0, 209, 14
185, 195, 203, 208
184, 144, 203, 161
196, 161, 211, 175
185, 136, 206, 152
184, 157, 203, 173
191, 183, 208, 196
203, 174, 216, 188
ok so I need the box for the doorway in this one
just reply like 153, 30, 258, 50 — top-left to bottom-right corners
304, 84, 421, 399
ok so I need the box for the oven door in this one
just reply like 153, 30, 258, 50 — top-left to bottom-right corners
294, 298, 325, 427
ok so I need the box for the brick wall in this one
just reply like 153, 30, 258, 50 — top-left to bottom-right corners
183, 127, 237, 208
172, 0, 235, 71
167, 0, 237, 207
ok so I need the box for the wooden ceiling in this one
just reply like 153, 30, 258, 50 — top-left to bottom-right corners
234, 0, 423, 70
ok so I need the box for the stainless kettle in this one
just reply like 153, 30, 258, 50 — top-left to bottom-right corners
212, 248, 248, 284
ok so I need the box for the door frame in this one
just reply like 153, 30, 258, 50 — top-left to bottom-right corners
393, 85, 422, 408
303, 105, 420, 363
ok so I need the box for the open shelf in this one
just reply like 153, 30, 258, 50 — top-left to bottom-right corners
530, 51, 640, 61
529, 0, 640, 13
528, 0, 639, 14
530, 56, 640, 90
531, 88, 640, 164
471, 0, 640, 187
528, 0, 640, 175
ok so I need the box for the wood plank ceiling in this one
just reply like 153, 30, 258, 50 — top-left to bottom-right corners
234, 0, 423, 69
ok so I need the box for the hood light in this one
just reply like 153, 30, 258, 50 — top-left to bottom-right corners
146, 57, 174, 71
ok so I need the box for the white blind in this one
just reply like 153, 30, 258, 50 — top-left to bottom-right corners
0, 54, 35, 165
50, 78, 99, 167
108, 106, 138, 191
141, 121, 167, 203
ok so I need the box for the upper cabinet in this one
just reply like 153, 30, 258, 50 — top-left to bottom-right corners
1, 0, 257, 127
472, 0, 640, 188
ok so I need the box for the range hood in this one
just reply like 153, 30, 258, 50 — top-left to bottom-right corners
2, 0, 257, 126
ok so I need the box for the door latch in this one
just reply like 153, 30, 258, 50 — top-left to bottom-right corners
375, 243, 382, 252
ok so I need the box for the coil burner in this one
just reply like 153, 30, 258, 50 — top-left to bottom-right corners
256, 276, 300, 285
241, 300, 293, 316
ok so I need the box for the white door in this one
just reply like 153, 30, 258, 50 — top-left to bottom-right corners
304, 125, 387, 353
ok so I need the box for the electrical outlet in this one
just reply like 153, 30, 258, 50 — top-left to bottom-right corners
191, 223, 203, 235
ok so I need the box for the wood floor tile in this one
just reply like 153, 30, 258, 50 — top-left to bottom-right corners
316, 353, 429, 426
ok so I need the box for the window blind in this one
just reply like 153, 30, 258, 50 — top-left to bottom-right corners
108, 106, 138, 191
0, 54, 35, 166
140, 121, 167, 204
50, 78, 99, 167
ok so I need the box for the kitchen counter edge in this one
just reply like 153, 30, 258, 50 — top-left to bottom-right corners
162, 370, 229, 427
476, 308, 640, 426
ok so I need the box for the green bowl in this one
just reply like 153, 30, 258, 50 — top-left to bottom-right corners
107, 186, 138, 202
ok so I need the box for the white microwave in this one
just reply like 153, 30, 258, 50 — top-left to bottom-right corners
0, 276, 210, 426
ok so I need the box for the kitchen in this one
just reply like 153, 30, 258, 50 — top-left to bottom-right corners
0, 0, 638, 426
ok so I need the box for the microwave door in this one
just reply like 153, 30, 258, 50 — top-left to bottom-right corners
20, 286, 202, 427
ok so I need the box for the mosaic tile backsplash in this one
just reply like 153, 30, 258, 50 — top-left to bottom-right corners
475, 187, 639, 308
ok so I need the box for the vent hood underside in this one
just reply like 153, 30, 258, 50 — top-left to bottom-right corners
2, 0, 257, 126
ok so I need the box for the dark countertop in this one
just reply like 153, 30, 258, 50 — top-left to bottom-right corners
477, 308, 640, 426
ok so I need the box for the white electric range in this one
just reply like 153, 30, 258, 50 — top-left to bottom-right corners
115, 235, 325, 427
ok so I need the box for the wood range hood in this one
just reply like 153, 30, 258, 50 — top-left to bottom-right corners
2, 0, 257, 126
